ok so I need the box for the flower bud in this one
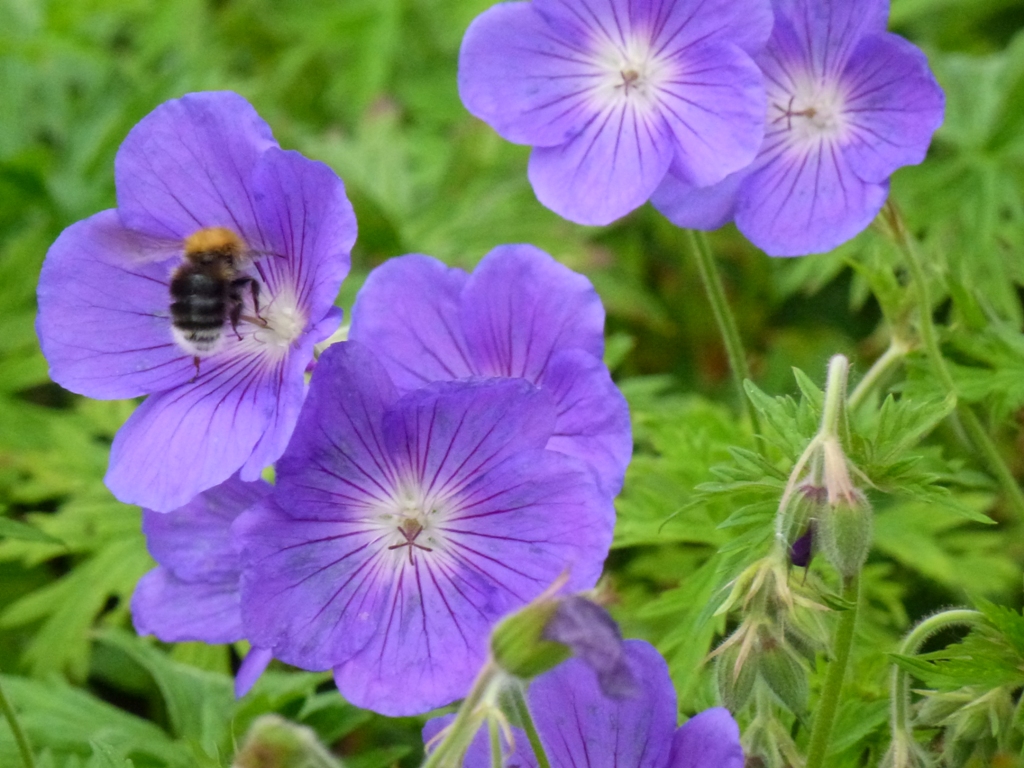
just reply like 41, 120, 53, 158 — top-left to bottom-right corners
715, 642, 758, 711
758, 638, 808, 714
490, 596, 570, 681
232, 714, 342, 768
818, 488, 872, 579
778, 483, 826, 557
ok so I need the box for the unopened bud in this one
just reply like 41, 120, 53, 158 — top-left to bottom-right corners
715, 642, 757, 711
778, 484, 826, 553
232, 715, 342, 768
818, 488, 872, 578
759, 639, 808, 714
490, 597, 569, 681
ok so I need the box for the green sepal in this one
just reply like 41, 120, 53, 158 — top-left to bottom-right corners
490, 601, 571, 680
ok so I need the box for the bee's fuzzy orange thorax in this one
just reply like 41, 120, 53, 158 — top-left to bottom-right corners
184, 227, 245, 256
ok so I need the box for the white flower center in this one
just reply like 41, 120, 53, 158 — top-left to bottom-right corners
373, 481, 452, 567
770, 75, 849, 148
592, 35, 672, 111
251, 285, 306, 354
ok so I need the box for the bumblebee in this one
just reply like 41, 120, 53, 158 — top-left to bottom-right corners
169, 227, 264, 376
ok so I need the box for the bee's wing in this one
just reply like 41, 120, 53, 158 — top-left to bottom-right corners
94, 224, 181, 265
124, 233, 183, 265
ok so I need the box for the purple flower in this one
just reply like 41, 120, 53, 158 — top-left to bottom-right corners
652, 0, 944, 256
543, 595, 637, 698
458, 0, 773, 225
131, 476, 274, 697
36, 91, 356, 511
424, 640, 744, 768
234, 341, 615, 716
348, 245, 631, 496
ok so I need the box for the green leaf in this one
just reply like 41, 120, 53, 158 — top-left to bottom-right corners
0, 516, 64, 545
0, 674, 189, 768
95, 629, 234, 753
86, 742, 134, 768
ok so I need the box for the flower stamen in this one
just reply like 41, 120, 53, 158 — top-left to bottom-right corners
388, 519, 434, 565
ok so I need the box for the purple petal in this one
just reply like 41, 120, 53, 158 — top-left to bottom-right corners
458, 2, 600, 147
541, 349, 631, 496
142, 476, 271, 580
529, 640, 676, 768
235, 501, 385, 671
535, 0, 773, 57
771, 0, 890, 81
461, 245, 606, 378
233, 343, 400, 667
423, 715, 538, 768
114, 91, 277, 242
271, 341, 400, 521
667, 708, 744, 768
646, 0, 773, 56
528, 101, 674, 225
349, 255, 474, 392
131, 567, 243, 644
105, 351, 307, 512
840, 32, 944, 184
383, 378, 557, 498
235, 647, 274, 698
653, 41, 765, 187
250, 147, 356, 319
734, 141, 888, 256
543, 596, 637, 698
35, 210, 193, 399
650, 167, 745, 230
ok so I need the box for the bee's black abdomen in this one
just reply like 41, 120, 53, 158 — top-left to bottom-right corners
170, 271, 228, 329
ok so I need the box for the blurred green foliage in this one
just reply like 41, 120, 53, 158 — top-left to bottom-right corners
1, 0, 1024, 765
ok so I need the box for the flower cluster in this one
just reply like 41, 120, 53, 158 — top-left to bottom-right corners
459, 0, 945, 256
36, 91, 628, 717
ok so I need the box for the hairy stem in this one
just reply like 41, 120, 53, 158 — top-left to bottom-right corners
897, 221, 1024, 519
508, 684, 552, 768
890, 609, 982, 740
686, 229, 760, 436
0, 675, 33, 768
819, 354, 850, 439
805, 573, 861, 768
423, 662, 500, 768
847, 338, 910, 412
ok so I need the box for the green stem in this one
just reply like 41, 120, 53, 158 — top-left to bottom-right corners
423, 662, 500, 768
890, 609, 982, 740
508, 684, 552, 768
686, 229, 760, 436
489, 717, 502, 768
847, 338, 909, 412
819, 354, 850, 439
899, 226, 1024, 519
804, 572, 861, 768
0, 675, 33, 768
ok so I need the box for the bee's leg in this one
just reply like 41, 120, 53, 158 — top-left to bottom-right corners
229, 296, 245, 341
190, 356, 201, 382
249, 279, 262, 320
231, 277, 266, 326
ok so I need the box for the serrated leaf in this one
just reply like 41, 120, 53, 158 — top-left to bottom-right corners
791, 367, 824, 411
96, 629, 234, 752
0, 675, 189, 767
